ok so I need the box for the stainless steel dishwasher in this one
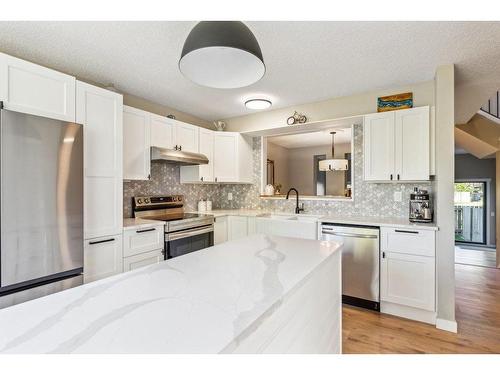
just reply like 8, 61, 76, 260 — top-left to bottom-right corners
321, 223, 380, 311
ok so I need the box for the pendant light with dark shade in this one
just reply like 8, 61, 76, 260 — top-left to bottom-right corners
179, 21, 265, 89
318, 132, 349, 171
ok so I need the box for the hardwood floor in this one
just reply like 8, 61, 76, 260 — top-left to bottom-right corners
455, 245, 497, 268
342, 263, 500, 353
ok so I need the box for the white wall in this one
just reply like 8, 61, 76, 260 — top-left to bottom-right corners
435, 64, 457, 332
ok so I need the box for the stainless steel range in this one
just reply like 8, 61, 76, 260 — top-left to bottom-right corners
133, 195, 214, 259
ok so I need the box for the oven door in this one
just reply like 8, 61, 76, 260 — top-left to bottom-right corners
165, 224, 214, 259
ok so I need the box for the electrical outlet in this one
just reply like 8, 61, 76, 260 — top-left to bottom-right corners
227, 193, 233, 201
393, 191, 402, 202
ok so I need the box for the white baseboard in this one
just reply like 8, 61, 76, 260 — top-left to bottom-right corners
436, 318, 458, 333
380, 302, 436, 325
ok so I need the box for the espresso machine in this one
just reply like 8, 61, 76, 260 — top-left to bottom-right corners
409, 187, 433, 223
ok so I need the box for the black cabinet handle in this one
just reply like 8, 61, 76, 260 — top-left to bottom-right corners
89, 238, 115, 245
390, 174, 393, 180
395, 229, 419, 234
397, 174, 400, 180
179, 145, 182, 151
136, 228, 156, 234
382, 252, 386, 259
215, 177, 218, 182
201, 177, 204, 182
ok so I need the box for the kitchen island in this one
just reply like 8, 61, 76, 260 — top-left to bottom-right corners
0, 235, 342, 354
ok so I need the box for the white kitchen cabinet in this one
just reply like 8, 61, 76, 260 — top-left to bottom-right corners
213, 132, 253, 183
150, 113, 174, 149
77, 81, 123, 240
363, 112, 395, 181
228, 216, 249, 240
247, 217, 256, 236
363, 106, 430, 182
123, 249, 164, 272
0, 52, 76, 122
174, 120, 199, 153
123, 105, 151, 180
214, 216, 228, 245
123, 225, 164, 257
380, 227, 436, 314
381, 251, 435, 311
180, 127, 214, 183
84, 235, 123, 283
395, 106, 430, 181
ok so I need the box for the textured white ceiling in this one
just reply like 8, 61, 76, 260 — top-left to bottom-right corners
0, 21, 499, 121
269, 127, 352, 149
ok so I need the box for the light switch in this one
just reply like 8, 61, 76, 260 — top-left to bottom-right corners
228, 193, 233, 201
394, 191, 402, 202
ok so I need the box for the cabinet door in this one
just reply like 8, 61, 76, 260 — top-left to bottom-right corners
199, 128, 214, 182
174, 121, 199, 153
363, 112, 395, 181
77, 81, 123, 239
395, 106, 430, 181
228, 216, 248, 240
123, 249, 164, 272
214, 216, 228, 245
150, 113, 174, 149
123, 106, 151, 180
214, 133, 238, 182
0, 52, 76, 122
381, 252, 435, 311
84, 235, 123, 283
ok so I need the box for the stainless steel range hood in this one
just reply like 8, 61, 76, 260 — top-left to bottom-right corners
151, 146, 209, 166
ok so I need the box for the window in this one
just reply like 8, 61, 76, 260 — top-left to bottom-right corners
454, 182, 487, 244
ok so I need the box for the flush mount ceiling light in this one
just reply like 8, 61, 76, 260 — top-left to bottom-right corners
245, 98, 272, 110
179, 21, 265, 89
319, 132, 349, 172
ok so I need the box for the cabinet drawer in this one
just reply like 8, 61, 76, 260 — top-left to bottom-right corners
123, 226, 164, 257
381, 227, 435, 257
123, 249, 164, 272
84, 235, 123, 283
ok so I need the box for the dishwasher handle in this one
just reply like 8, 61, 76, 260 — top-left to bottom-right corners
322, 230, 378, 239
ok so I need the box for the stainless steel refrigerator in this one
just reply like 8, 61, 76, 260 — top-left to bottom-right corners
0, 108, 83, 309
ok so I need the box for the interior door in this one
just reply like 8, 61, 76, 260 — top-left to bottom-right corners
363, 112, 395, 181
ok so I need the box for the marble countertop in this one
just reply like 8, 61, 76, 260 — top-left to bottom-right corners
189, 209, 438, 231
123, 218, 165, 231
0, 235, 341, 353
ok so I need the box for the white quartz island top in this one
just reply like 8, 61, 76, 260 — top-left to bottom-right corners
0, 235, 341, 354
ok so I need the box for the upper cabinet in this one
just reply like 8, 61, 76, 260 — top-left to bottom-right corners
150, 113, 174, 149
123, 105, 151, 180
180, 131, 253, 184
174, 121, 199, 152
0, 52, 75, 122
364, 106, 430, 182
77, 81, 123, 239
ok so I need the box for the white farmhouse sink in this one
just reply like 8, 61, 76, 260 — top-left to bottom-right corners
255, 213, 319, 239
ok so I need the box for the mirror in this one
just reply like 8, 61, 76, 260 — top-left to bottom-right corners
262, 125, 353, 200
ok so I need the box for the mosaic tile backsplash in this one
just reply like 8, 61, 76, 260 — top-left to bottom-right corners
124, 124, 433, 218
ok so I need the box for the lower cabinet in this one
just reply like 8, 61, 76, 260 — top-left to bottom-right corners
380, 251, 435, 311
380, 227, 436, 319
123, 249, 164, 272
84, 235, 123, 283
214, 216, 228, 245
228, 216, 249, 241
123, 224, 165, 272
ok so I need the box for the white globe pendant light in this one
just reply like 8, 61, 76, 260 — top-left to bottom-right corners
179, 21, 265, 89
